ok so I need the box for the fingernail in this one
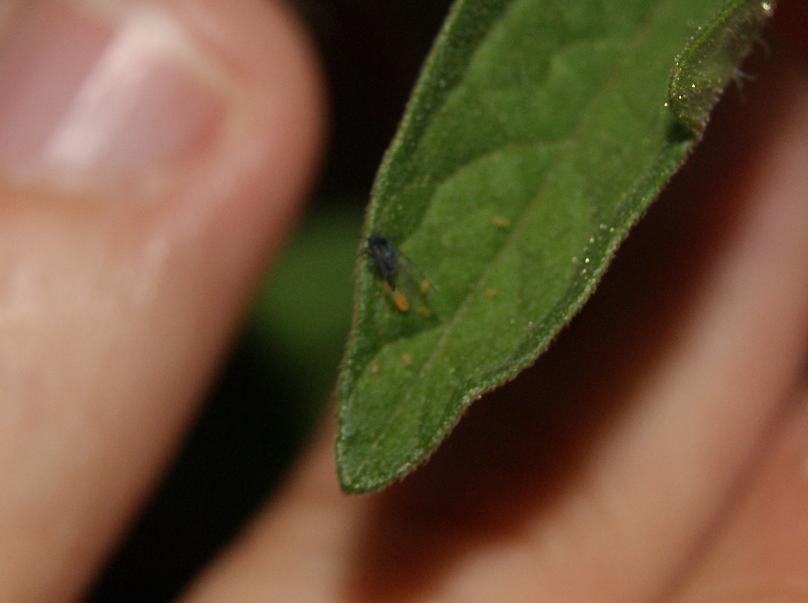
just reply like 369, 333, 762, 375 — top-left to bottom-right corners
0, 1, 229, 196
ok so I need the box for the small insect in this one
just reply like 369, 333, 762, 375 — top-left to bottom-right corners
366, 235, 399, 290
365, 234, 432, 314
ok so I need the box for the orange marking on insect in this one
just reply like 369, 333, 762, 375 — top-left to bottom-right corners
393, 290, 410, 312
419, 280, 431, 294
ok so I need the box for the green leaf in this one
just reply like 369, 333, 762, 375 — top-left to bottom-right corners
337, 0, 774, 493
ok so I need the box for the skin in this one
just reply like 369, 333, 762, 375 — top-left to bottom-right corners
0, 0, 806, 601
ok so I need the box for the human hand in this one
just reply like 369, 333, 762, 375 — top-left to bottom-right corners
185, 3, 808, 602
0, 1, 322, 600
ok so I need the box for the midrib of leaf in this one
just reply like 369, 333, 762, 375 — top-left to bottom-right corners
350, 0, 684, 474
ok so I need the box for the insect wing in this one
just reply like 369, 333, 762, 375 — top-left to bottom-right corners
392, 249, 434, 316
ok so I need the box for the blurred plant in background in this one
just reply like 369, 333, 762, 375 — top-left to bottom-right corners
88, 2, 452, 601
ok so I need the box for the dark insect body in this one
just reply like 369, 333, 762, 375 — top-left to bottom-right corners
366, 234, 400, 289
366, 234, 434, 313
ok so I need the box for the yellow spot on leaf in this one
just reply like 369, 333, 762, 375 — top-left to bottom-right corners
493, 216, 511, 228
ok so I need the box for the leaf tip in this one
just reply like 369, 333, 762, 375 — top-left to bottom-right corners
335, 440, 392, 495
336, 423, 421, 494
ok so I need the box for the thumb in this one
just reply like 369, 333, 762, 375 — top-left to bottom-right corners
0, 1, 323, 601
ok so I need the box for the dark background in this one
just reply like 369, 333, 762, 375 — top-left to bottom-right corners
87, 2, 454, 601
